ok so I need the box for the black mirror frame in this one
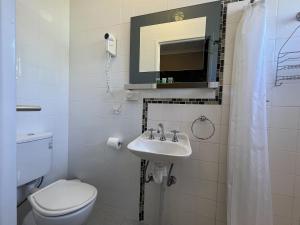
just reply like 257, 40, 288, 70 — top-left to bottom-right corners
129, 1, 222, 86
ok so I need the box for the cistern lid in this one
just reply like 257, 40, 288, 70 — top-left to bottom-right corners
17, 132, 53, 144
28, 179, 97, 217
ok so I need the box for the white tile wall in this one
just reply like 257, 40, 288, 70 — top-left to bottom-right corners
69, 0, 218, 224
69, 0, 300, 224
16, 0, 69, 223
147, 104, 223, 224
16, 0, 70, 189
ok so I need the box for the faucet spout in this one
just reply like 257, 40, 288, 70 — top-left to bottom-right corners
158, 123, 166, 141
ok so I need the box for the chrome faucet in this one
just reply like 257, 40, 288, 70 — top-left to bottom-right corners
157, 123, 166, 141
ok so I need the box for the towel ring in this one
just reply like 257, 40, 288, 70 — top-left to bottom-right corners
191, 116, 215, 140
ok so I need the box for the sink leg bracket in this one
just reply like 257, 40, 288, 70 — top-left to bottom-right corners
145, 160, 154, 183
139, 161, 177, 221
167, 163, 176, 187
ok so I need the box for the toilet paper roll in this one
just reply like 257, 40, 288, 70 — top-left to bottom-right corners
106, 137, 122, 150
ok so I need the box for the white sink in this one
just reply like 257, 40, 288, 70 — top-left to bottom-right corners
127, 131, 192, 163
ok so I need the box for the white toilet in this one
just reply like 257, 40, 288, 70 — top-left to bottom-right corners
17, 133, 98, 225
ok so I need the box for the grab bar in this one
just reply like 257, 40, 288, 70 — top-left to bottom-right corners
16, 105, 42, 112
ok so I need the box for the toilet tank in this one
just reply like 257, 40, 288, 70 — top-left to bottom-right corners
17, 132, 53, 187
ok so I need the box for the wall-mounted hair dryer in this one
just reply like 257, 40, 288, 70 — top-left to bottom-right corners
104, 33, 117, 57
104, 32, 121, 112
104, 33, 117, 95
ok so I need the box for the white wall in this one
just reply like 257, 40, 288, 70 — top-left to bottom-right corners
0, 0, 16, 225
225, 1, 300, 225
16, 0, 70, 223
16, 0, 70, 185
69, 0, 218, 224
146, 104, 224, 225
145, 1, 300, 225
69, 0, 300, 225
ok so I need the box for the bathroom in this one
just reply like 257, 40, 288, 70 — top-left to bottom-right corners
0, 0, 300, 225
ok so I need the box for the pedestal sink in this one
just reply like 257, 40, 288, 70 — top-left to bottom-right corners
127, 131, 192, 163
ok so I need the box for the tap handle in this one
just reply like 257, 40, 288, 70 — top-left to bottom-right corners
148, 128, 156, 140
170, 130, 180, 142
171, 130, 180, 134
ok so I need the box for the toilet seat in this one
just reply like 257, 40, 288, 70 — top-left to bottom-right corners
28, 179, 97, 217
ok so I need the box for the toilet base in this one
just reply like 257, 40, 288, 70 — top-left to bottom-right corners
23, 199, 95, 225
22, 211, 36, 225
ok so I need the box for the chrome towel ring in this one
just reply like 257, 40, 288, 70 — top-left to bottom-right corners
191, 115, 215, 140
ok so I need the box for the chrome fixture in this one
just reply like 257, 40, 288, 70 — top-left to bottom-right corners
157, 123, 166, 141
297, 12, 300, 21
191, 115, 215, 140
16, 105, 41, 112
144, 161, 153, 184
167, 163, 176, 187
147, 128, 156, 140
250, 0, 268, 5
171, 130, 179, 142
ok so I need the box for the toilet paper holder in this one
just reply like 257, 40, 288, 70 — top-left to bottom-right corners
106, 137, 122, 150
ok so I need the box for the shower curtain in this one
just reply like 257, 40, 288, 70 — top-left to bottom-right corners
227, 1, 273, 225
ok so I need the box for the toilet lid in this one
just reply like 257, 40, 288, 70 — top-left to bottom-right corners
28, 179, 97, 217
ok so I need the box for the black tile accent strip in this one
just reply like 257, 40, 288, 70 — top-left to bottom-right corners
139, 159, 147, 220
138, 0, 242, 221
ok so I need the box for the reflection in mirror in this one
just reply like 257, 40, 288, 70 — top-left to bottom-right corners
160, 39, 205, 71
159, 38, 209, 82
139, 17, 206, 73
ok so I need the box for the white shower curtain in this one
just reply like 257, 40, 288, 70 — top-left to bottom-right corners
227, 1, 273, 225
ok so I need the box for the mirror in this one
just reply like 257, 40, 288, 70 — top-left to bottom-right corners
129, 1, 221, 88
139, 17, 207, 72
160, 38, 206, 72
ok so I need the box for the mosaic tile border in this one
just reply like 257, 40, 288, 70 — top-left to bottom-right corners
138, 0, 241, 221
139, 98, 220, 220
142, 98, 220, 132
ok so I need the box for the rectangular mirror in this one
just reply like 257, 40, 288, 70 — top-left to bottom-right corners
128, 1, 221, 89
160, 38, 206, 72
139, 17, 207, 72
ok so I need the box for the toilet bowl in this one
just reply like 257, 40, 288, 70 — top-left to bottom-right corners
26, 179, 97, 225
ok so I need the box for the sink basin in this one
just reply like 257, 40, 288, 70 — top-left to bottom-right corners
127, 131, 192, 163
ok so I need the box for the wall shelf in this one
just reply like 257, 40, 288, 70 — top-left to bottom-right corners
124, 82, 219, 90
